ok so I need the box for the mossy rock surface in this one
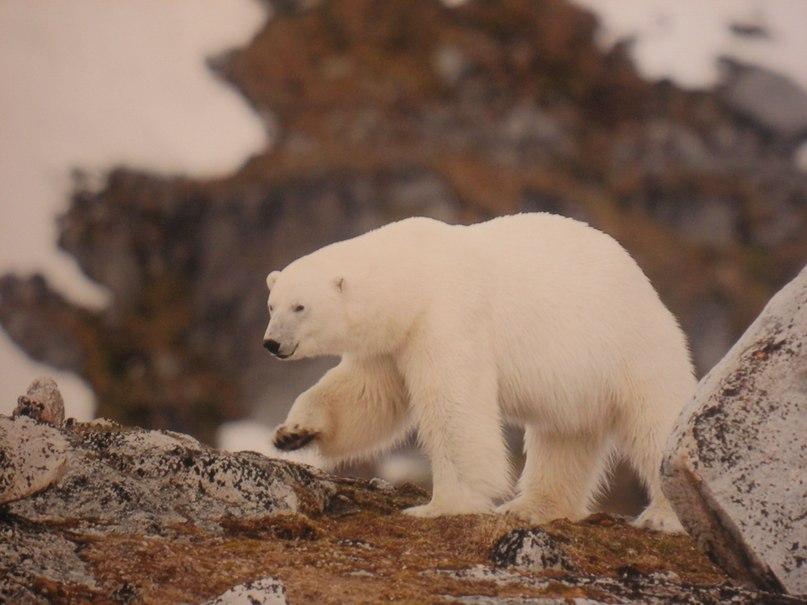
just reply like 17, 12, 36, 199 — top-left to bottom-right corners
1, 418, 801, 604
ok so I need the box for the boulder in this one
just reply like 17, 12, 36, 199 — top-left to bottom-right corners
662, 266, 807, 595
0, 415, 68, 504
490, 528, 575, 572
719, 60, 807, 140
13, 376, 65, 426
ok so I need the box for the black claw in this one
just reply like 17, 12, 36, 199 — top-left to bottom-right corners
273, 429, 318, 451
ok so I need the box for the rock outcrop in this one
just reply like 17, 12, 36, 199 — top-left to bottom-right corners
3, 418, 412, 536
662, 266, 807, 596
0, 416, 68, 504
719, 60, 807, 141
1, 379, 803, 603
13, 376, 65, 426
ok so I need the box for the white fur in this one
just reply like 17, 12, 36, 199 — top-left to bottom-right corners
265, 214, 695, 531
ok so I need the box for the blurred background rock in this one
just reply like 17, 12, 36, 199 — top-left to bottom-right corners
1, 0, 805, 515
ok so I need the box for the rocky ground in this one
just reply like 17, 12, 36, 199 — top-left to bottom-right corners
1, 412, 800, 605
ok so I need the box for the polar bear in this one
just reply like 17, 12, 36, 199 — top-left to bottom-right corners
263, 214, 695, 532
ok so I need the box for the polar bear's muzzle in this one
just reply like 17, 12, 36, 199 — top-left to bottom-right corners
263, 339, 298, 359
263, 339, 281, 355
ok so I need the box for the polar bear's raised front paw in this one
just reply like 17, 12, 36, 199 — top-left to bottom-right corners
273, 424, 320, 451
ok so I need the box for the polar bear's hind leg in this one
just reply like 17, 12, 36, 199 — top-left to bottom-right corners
616, 387, 687, 533
497, 428, 610, 524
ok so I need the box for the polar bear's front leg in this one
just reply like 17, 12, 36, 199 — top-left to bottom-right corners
399, 341, 511, 517
273, 356, 411, 464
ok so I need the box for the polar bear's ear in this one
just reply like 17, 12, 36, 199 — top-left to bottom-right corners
333, 276, 345, 293
266, 271, 280, 291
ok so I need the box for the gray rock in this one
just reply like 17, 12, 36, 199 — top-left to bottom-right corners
0, 526, 99, 600
436, 565, 798, 604
503, 105, 565, 150
0, 415, 68, 504
676, 197, 738, 247
720, 61, 807, 140
490, 528, 574, 572
204, 577, 288, 605
7, 423, 323, 532
433, 45, 472, 87
662, 265, 807, 595
13, 376, 65, 425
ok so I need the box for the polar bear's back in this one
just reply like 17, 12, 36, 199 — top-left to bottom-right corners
466, 213, 694, 427
468, 213, 655, 315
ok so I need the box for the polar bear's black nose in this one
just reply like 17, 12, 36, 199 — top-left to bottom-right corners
263, 339, 281, 355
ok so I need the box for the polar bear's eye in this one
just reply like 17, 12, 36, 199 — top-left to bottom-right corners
293, 304, 305, 313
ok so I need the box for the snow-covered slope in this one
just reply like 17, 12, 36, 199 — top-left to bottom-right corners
0, 1, 267, 417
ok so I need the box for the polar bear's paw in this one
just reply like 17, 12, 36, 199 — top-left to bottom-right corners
631, 504, 684, 533
402, 499, 491, 518
272, 423, 320, 451
495, 497, 582, 525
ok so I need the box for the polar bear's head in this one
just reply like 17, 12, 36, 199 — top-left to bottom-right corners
262, 263, 349, 360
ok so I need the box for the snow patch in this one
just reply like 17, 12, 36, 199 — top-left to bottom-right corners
572, 0, 807, 91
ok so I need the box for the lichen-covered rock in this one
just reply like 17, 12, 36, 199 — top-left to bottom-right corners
204, 577, 288, 605
434, 564, 800, 604
0, 415, 68, 504
6, 422, 335, 533
13, 376, 65, 426
4, 413, 428, 535
490, 528, 574, 572
662, 266, 807, 595
0, 414, 430, 603
0, 525, 99, 602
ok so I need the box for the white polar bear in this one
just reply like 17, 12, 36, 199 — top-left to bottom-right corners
263, 214, 695, 532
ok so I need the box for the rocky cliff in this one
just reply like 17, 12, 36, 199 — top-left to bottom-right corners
1, 0, 805, 444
